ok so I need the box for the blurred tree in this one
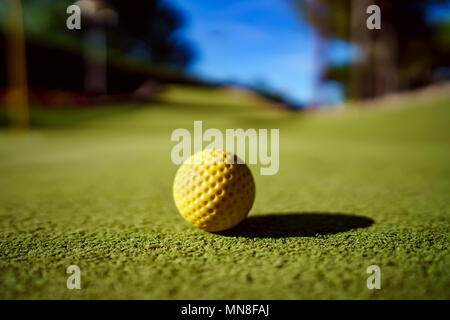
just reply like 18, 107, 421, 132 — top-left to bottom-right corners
107, 0, 194, 68
0, 0, 194, 68
295, 0, 450, 100
0, 0, 196, 98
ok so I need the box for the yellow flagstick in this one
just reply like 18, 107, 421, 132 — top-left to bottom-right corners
5, 0, 29, 132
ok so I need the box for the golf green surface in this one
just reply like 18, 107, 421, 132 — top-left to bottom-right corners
0, 85, 449, 299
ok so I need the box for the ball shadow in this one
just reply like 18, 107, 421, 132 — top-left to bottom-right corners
218, 212, 374, 238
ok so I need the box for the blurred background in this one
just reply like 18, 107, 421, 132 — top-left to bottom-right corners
0, 0, 449, 128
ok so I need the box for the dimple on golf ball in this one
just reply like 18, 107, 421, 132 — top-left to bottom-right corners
173, 149, 255, 232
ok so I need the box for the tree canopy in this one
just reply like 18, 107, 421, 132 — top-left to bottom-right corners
295, 0, 450, 100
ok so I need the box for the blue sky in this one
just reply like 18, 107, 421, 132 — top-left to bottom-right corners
166, 0, 346, 105
427, 1, 450, 23
166, 0, 450, 105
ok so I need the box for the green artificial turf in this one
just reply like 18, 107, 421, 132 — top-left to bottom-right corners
0, 86, 449, 299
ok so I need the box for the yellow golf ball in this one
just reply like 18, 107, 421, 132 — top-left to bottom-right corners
173, 149, 255, 232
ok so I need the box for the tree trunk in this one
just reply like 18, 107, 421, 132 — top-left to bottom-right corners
350, 0, 399, 100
